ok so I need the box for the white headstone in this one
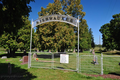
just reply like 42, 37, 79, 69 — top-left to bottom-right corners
1, 56, 7, 59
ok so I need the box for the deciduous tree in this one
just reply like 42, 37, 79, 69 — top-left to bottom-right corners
0, 17, 33, 56
0, 0, 34, 35
99, 13, 120, 50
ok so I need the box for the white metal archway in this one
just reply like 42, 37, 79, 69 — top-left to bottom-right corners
28, 14, 80, 72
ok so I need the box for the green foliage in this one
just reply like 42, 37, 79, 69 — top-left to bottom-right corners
0, 17, 32, 56
35, 0, 92, 52
35, 0, 77, 51
89, 28, 95, 48
0, 32, 18, 51
17, 17, 34, 51
79, 19, 91, 51
100, 13, 120, 50
34, 22, 76, 51
61, 0, 91, 51
0, 0, 34, 35
61, 0, 85, 18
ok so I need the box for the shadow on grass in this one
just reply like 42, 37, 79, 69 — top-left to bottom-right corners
102, 52, 120, 55
94, 51, 120, 55
109, 72, 120, 76
37, 52, 73, 59
37, 53, 61, 59
0, 53, 28, 58
0, 63, 36, 80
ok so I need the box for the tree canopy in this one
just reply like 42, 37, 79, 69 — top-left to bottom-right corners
0, 17, 33, 56
99, 13, 120, 50
0, 0, 34, 35
34, 0, 94, 52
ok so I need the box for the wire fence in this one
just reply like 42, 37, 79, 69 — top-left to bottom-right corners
79, 55, 102, 74
29, 52, 120, 75
30, 52, 77, 71
103, 55, 120, 74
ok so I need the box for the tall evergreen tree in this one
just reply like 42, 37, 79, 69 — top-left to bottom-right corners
61, 0, 91, 51
35, 0, 76, 52
35, 0, 90, 52
89, 28, 95, 48
79, 19, 91, 51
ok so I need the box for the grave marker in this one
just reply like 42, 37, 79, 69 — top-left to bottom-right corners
33, 53, 37, 58
21, 56, 28, 65
8, 63, 12, 74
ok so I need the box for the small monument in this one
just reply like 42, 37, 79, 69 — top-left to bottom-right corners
1, 56, 7, 59
92, 49, 98, 64
21, 56, 28, 65
33, 53, 37, 58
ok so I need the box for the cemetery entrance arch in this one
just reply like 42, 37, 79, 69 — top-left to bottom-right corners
28, 14, 80, 72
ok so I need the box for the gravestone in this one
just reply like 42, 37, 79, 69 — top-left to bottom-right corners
1, 56, 7, 59
95, 56, 99, 64
33, 53, 37, 58
21, 56, 28, 65
8, 63, 12, 74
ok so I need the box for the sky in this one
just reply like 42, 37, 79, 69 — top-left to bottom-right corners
29, 0, 120, 45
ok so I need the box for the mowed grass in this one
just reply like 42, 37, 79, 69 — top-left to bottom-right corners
0, 47, 119, 80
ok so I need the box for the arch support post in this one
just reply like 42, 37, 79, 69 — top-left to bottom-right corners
77, 16, 79, 73
28, 19, 33, 68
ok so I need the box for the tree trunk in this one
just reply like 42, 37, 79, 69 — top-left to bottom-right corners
7, 49, 16, 57
10, 50, 15, 57
81, 49, 83, 52
58, 48, 60, 52
61, 48, 64, 52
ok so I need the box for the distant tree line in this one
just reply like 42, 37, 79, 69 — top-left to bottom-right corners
95, 44, 102, 48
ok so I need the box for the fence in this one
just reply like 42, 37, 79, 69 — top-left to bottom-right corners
79, 55, 103, 75
29, 52, 120, 75
103, 55, 120, 74
29, 52, 77, 71
79, 54, 120, 75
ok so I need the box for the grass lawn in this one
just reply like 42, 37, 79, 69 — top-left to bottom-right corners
0, 48, 119, 80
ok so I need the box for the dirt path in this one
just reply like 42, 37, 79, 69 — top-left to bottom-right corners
85, 74, 120, 79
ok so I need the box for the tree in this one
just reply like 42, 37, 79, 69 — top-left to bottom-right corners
0, 17, 32, 56
0, 32, 18, 56
17, 17, 35, 51
79, 19, 91, 51
0, 0, 34, 36
34, 0, 76, 52
61, 0, 91, 51
99, 13, 120, 50
61, 0, 85, 18
35, 0, 90, 52
110, 13, 120, 50
89, 28, 95, 48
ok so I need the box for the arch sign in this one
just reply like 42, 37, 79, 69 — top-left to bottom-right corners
28, 14, 80, 72
33, 14, 78, 28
